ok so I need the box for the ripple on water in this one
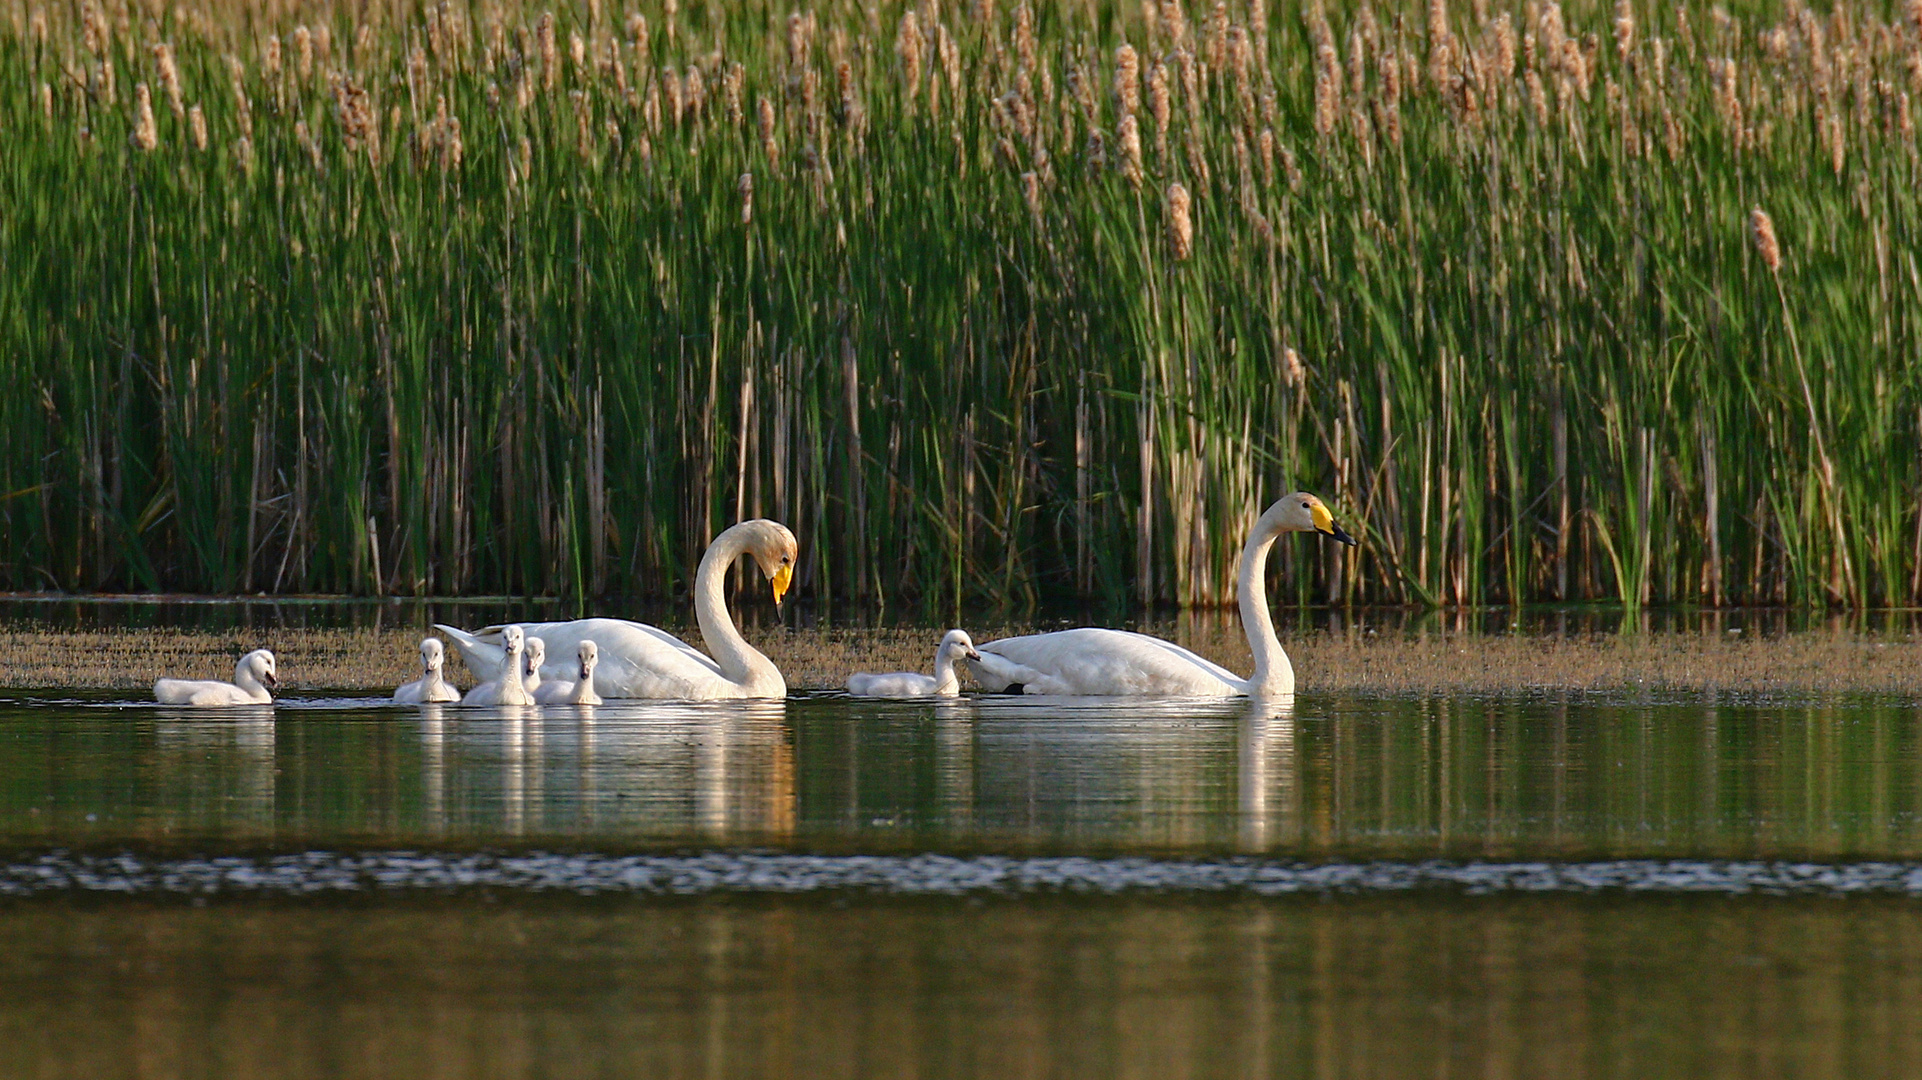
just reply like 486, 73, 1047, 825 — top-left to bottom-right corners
4, 852, 1922, 899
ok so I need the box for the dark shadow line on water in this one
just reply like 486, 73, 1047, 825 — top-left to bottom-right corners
3, 851, 1921, 900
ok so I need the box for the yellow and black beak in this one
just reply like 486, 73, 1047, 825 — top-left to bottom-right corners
770, 562, 793, 606
1311, 503, 1359, 547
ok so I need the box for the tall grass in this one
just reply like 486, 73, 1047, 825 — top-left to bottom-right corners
1, 0, 1918, 611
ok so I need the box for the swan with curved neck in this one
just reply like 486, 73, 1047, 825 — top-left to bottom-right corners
437, 519, 797, 700
967, 494, 1356, 697
155, 649, 278, 706
846, 629, 981, 697
394, 638, 462, 704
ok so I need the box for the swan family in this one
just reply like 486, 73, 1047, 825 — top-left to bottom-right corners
155, 497, 1354, 707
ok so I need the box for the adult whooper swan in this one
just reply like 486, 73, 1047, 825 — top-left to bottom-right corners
461, 625, 534, 707
968, 493, 1357, 697
533, 641, 605, 705
846, 629, 981, 698
438, 518, 798, 700
393, 638, 462, 704
155, 649, 278, 706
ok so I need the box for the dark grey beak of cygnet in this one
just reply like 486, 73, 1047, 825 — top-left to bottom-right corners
263, 671, 278, 689
966, 648, 982, 662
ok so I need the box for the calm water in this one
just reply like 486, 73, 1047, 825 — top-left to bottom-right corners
3, 685, 1921, 1078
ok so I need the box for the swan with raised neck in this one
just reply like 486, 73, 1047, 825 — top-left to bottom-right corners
966, 494, 1355, 697
435, 519, 798, 700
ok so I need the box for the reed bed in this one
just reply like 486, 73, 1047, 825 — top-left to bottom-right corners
5, 623, 1920, 694
1, 0, 1918, 611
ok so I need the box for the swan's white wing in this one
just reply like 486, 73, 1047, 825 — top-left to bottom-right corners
439, 619, 736, 699
970, 628, 1245, 696
154, 678, 260, 706
846, 671, 939, 697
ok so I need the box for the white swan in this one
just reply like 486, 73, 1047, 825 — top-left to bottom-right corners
462, 626, 534, 706
533, 640, 605, 705
847, 629, 981, 697
437, 518, 797, 700
393, 638, 462, 704
155, 649, 278, 706
521, 636, 547, 697
967, 493, 1357, 697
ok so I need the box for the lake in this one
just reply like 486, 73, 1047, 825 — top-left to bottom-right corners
2, 680, 1920, 1077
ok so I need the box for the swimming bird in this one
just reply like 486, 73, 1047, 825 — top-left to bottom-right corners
393, 638, 462, 704
461, 626, 534, 706
967, 493, 1357, 697
437, 518, 797, 699
521, 636, 547, 697
154, 649, 278, 706
846, 629, 981, 697
533, 640, 605, 705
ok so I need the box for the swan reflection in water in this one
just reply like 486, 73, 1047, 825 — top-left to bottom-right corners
415, 699, 794, 840
1238, 697, 1298, 852
151, 709, 278, 829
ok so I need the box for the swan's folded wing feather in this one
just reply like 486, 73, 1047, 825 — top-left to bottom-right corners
974, 629, 1242, 696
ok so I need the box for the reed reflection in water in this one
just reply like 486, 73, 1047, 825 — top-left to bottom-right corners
0, 692, 1919, 859
1, 896, 1918, 1079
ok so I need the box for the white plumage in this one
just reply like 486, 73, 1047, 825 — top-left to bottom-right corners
846, 629, 980, 697
462, 626, 534, 706
438, 519, 798, 700
393, 638, 462, 704
533, 640, 605, 705
155, 649, 278, 706
967, 493, 1357, 697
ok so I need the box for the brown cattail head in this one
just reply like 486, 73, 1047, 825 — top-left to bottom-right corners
738, 172, 753, 223
1021, 170, 1042, 217
235, 134, 254, 176
81, 1, 105, 57
897, 11, 924, 96
1749, 207, 1781, 273
937, 23, 962, 98
133, 83, 158, 150
726, 62, 746, 125
38, 82, 53, 119
537, 12, 557, 90
1612, 0, 1634, 63
153, 43, 184, 116
1165, 182, 1193, 261
1115, 43, 1141, 115
569, 31, 587, 73
293, 25, 313, 80
188, 103, 208, 149
1282, 346, 1306, 388
1147, 61, 1171, 137
1014, 2, 1035, 71
264, 34, 282, 82
1118, 113, 1144, 187
1314, 43, 1341, 138
758, 95, 780, 164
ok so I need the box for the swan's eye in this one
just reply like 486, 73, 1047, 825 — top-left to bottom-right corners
1300, 501, 1310, 509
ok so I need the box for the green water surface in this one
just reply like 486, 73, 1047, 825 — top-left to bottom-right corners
2, 686, 1919, 1078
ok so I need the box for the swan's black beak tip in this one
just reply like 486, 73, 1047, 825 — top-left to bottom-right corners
966, 649, 982, 662
264, 672, 278, 689
1328, 523, 1358, 547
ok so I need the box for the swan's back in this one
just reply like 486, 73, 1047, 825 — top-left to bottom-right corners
154, 678, 260, 707
438, 619, 746, 699
971, 628, 1244, 696
846, 671, 940, 697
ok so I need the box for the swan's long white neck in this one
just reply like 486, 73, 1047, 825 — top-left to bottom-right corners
931, 644, 962, 696
233, 657, 271, 700
694, 525, 785, 695
1237, 510, 1295, 697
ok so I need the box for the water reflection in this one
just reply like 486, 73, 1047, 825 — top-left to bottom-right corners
1, 692, 1920, 859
